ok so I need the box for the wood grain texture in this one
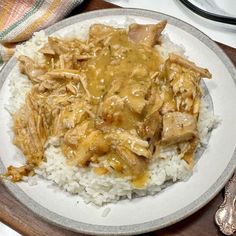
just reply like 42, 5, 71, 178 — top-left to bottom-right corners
0, 0, 235, 235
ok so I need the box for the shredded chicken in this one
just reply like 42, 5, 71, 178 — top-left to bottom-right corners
116, 146, 147, 176
168, 53, 212, 79
18, 55, 46, 83
6, 165, 34, 182
8, 21, 212, 187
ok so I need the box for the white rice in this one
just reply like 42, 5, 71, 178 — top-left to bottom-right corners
156, 34, 185, 60
7, 20, 218, 206
197, 101, 220, 144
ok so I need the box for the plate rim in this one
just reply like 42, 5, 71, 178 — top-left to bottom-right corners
0, 8, 236, 236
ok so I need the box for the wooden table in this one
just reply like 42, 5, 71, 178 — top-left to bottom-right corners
0, 0, 236, 235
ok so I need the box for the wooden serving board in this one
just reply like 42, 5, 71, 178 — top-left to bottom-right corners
0, 0, 235, 235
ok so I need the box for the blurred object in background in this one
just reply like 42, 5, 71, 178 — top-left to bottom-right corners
179, 0, 236, 25
0, 0, 84, 67
187, 0, 235, 16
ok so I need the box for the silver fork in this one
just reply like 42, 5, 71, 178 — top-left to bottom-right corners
215, 173, 236, 235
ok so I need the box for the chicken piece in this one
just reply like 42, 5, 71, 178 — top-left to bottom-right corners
138, 83, 163, 139
65, 130, 109, 166
146, 84, 163, 115
89, 24, 117, 41
139, 110, 162, 140
104, 130, 151, 158
161, 112, 198, 145
100, 104, 142, 131
38, 77, 61, 92
97, 95, 125, 124
170, 73, 197, 112
129, 142, 152, 159
66, 83, 79, 95
88, 131, 110, 155
47, 69, 81, 80
159, 83, 177, 115
6, 165, 34, 182
164, 54, 210, 114
168, 53, 212, 79
74, 54, 93, 61
13, 95, 48, 165
48, 37, 69, 55
120, 82, 149, 114
128, 20, 167, 47
64, 120, 91, 145
116, 146, 146, 176
46, 69, 91, 96
170, 73, 197, 99
52, 102, 90, 136
18, 55, 46, 83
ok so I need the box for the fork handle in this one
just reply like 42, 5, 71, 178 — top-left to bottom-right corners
215, 173, 236, 235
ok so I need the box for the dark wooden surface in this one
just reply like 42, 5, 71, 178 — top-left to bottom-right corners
0, 0, 235, 235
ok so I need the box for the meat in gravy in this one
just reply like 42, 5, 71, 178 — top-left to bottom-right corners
7, 22, 211, 187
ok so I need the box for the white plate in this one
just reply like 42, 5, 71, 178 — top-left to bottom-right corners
0, 9, 236, 235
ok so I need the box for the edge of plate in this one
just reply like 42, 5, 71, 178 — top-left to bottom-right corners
0, 8, 236, 236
